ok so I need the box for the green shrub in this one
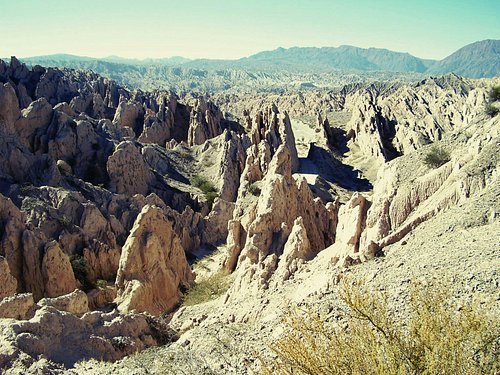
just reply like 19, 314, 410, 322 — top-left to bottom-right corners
248, 182, 261, 196
486, 85, 500, 117
183, 272, 230, 306
70, 254, 89, 286
488, 85, 500, 102
191, 175, 219, 208
262, 279, 499, 375
58, 215, 71, 229
486, 103, 499, 117
423, 146, 450, 168
95, 279, 108, 289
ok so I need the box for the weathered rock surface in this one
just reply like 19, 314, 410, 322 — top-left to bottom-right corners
41, 241, 77, 298
0, 257, 17, 299
107, 141, 154, 196
38, 289, 89, 316
187, 97, 224, 146
0, 293, 34, 320
115, 205, 194, 315
0, 306, 164, 368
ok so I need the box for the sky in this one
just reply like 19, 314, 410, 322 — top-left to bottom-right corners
1, 0, 499, 60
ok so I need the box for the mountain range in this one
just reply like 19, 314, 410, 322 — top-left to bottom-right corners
13, 39, 499, 92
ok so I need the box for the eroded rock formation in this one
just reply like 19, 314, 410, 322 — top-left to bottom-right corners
115, 205, 194, 315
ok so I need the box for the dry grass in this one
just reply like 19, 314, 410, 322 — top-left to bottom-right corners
182, 272, 231, 306
262, 278, 499, 375
423, 145, 450, 168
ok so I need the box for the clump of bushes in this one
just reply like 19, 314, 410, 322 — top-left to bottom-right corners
95, 279, 108, 289
70, 254, 91, 290
486, 85, 500, 117
183, 272, 230, 306
248, 182, 261, 196
262, 278, 499, 375
191, 175, 219, 208
423, 145, 450, 168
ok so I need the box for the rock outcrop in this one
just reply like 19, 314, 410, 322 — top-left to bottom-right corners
115, 205, 194, 315
0, 257, 17, 299
0, 306, 165, 368
107, 141, 154, 196
41, 241, 77, 298
38, 289, 89, 316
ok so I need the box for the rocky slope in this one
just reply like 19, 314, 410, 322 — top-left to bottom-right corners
0, 56, 498, 373
427, 39, 500, 78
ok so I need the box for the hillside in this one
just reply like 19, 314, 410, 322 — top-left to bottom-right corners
0, 57, 498, 373
428, 39, 500, 78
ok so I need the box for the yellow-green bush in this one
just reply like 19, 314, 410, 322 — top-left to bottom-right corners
183, 272, 230, 306
262, 279, 499, 375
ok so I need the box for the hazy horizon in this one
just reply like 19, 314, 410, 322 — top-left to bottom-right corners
1, 0, 499, 61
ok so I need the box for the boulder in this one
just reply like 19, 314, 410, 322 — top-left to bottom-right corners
38, 289, 89, 316
0, 293, 35, 319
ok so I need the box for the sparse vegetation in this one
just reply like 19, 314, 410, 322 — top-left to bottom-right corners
423, 145, 450, 168
183, 272, 231, 306
70, 254, 90, 288
58, 215, 71, 228
248, 182, 261, 196
191, 175, 219, 208
95, 279, 108, 289
486, 85, 500, 116
262, 278, 500, 375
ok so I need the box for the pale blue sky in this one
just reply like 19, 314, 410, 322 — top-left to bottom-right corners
1, 0, 498, 60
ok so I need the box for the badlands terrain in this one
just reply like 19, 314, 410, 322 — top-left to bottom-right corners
0, 55, 498, 374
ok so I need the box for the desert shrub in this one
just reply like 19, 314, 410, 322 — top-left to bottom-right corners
58, 215, 71, 228
486, 85, 500, 117
262, 279, 499, 375
205, 191, 219, 208
95, 279, 108, 289
423, 146, 450, 168
248, 182, 261, 196
489, 85, 500, 102
192, 175, 216, 194
183, 272, 230, 306
191, 175, 219, 208
70, 254, 90, 287
485, 103, 499, 117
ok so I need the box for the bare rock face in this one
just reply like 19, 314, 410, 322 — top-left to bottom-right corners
112, 99, 145, 136
87, 286, 116, 310
3, 306, 162, 367
41, 241, 77, 298
107, 141, 154, 196
272, 217, 312, 283
115, 205, 194, 315
0, 257, 17, 299
0, 293, 34, 319
344, 75, 492, 165
16, 97, 53, 149
38, 289, 89, 316
187, 97, 223, 146
225, 144, 338, 292
0, 194, 25, 291
0, 83, 21, 133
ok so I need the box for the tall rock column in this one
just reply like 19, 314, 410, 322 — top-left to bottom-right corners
115, 205, 194, 316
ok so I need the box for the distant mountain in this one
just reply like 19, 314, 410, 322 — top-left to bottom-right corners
426, 40, 500, 78
21, 53, 191, 67
15, 40, 499, 93
240, 45, 432, 73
